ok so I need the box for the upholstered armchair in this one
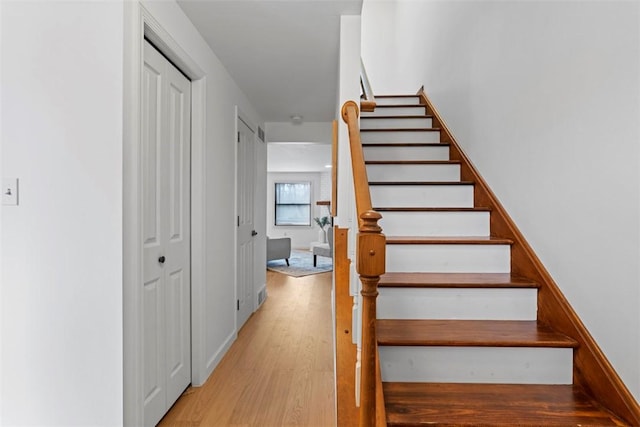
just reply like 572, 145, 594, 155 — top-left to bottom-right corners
312, 227, 333, 267
267, 236, 291, 266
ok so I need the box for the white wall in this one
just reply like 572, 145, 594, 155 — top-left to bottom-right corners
138, 0, 265, 384
1, 2, 124, 425
0, 0, 267, 425
267, 143, 332, 173
266, 172, 330, 249
266, 121, 333, 143
362, 0, 640, 400
336, 15, 361, 232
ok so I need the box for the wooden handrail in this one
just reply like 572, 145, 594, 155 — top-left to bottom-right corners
341, 100, 386, 427
360, 59, 376, 112
341, 101, 372, 226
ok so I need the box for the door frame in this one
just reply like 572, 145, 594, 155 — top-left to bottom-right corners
234, 108, 258, 331
123, 4, 206, 425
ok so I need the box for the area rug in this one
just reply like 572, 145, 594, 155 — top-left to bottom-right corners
267, 249, 333, 277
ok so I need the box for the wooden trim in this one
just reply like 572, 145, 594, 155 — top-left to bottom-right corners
335, 226, 359, 426
361, 100, 377, 113
417, 87, 640, 425
332, 120, 338, 217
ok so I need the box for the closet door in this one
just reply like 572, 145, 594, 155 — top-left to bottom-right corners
236, 117, 256, 329
141, 39, 191, 427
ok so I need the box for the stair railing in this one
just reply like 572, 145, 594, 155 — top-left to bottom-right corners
360, 58, 377, 112
341, 100, 386, 427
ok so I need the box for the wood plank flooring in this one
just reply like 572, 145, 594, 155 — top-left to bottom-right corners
159, 270, 336, 427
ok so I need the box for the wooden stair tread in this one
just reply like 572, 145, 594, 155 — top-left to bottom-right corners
364, 104, 425, 108
378, 272, 538, 288
361, 128, 441, 132
374, 207, 490, 212
369, 181, 473, 186
383, 382, 625, 426
376, 95, 421, 98
365, 160, 460, 165
377, 319, 578, 348
363, 143, 448, 147
360, 115, 433, 119
386, 236, 513, 245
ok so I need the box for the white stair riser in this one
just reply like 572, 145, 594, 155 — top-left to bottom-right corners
379, 346, 573, 384
367, 164, 460, 182
364, 146, 449, 162
376, 96, 420, 105
362, 131, 440, 144
371, 185, 474, 208
379, 211, 490, 236
361, 117, 433, 130
361, 106, 426, 116
378, 288, 537, 320
386, 244, 511, 273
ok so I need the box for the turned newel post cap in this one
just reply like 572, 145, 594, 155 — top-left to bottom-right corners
341, 100, 360, 123
359, 210, 382, 233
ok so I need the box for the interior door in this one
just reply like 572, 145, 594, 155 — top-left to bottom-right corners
236, 117, 256, 328
142, 40, 191, 427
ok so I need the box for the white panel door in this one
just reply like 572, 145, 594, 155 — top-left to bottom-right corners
142, 40, 191, 427
236, 118, 255, 329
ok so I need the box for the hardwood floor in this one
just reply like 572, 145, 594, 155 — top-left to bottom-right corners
159, 270, 336, 427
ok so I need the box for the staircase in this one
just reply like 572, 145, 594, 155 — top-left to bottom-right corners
358, 94, 632, 426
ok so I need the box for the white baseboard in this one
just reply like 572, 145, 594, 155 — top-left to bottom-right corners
197, 330, 237, 386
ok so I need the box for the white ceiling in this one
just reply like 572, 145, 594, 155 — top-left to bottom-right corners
267, 143, 332, 172
177, 0, 363, 123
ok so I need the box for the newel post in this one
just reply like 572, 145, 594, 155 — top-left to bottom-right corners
357, 210, 385, 427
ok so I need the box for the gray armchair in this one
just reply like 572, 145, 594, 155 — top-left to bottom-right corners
313, 227, 333, 267
267, 236, 291, 266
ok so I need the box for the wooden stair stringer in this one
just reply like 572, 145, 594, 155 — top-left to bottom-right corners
417, 86, 640, 425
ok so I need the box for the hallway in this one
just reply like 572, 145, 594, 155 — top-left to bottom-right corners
159, 271, 336, 426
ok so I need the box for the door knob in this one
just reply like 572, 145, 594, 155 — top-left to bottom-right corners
158, 256, 166, 264
251, 230, 258, 236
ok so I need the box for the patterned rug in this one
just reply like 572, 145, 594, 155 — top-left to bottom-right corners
267, 249, 333, 277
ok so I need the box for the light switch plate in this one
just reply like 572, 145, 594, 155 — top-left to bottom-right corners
2, 178, 19, 206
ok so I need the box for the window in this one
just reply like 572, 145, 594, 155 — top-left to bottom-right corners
275, 182, 311, 226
